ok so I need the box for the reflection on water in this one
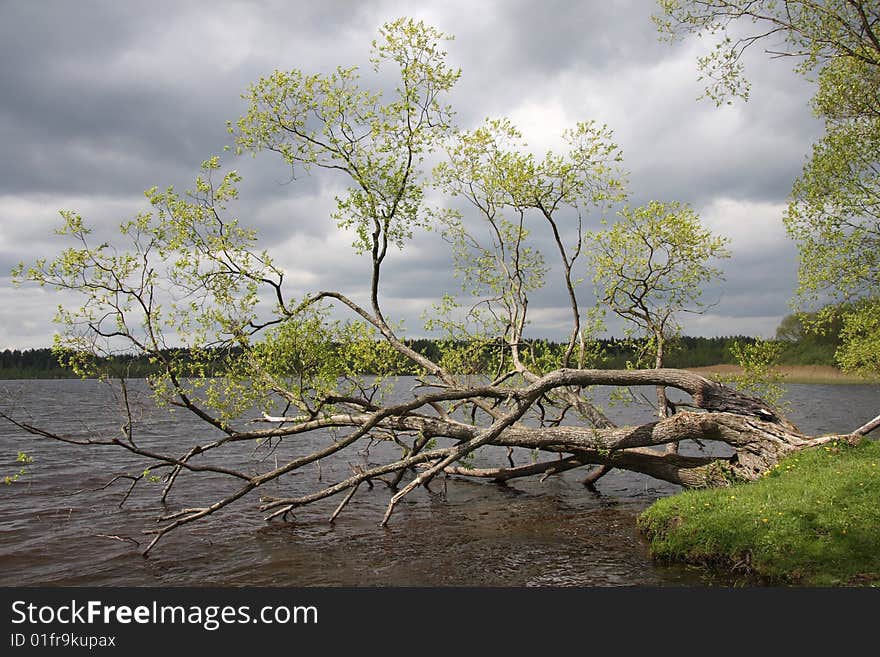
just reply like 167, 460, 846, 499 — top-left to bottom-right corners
1, 378, 876, 586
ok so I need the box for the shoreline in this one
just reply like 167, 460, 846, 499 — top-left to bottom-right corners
686, 364, 879, 385
639, 439, 880, 586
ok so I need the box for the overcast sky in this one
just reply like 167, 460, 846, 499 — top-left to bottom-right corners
0, 0, 824, 350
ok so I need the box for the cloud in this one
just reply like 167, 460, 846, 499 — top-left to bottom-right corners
0, 0, 822, 348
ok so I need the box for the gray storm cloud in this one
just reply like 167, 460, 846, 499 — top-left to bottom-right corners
0, 0, 821, 348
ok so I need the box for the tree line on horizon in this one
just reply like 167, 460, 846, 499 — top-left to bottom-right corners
0, 314, 842, 379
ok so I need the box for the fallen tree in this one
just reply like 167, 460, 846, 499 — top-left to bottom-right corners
2, 359, 872, 555
5, 18, 877, 555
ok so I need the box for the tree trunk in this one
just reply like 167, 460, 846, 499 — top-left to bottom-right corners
654, 333, 678, 455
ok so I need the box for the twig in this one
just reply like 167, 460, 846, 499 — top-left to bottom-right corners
96, 533, 141, 547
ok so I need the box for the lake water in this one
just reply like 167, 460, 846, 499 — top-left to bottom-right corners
1, 378, 877, 586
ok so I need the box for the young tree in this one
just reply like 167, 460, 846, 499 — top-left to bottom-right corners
656, 1, 880, 376
432, 117, 625, 425
5, 18, 874, 554
587, 201, 730, 424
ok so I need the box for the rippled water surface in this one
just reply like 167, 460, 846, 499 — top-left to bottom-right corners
1, 378, 876, 586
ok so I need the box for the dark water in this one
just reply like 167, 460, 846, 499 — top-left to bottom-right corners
1, 378, 876, 587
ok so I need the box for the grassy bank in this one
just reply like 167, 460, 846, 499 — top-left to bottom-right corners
687, 364, 879, 385
638, 439, 880, 586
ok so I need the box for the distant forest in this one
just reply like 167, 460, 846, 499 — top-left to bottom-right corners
0, 320, 840, 379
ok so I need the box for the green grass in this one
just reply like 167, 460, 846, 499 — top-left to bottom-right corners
638, 439, 880, 586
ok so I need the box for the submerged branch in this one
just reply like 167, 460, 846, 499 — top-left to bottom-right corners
443, 455, 587, 482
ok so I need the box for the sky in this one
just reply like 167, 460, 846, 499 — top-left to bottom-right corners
0, 0, 825, 350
